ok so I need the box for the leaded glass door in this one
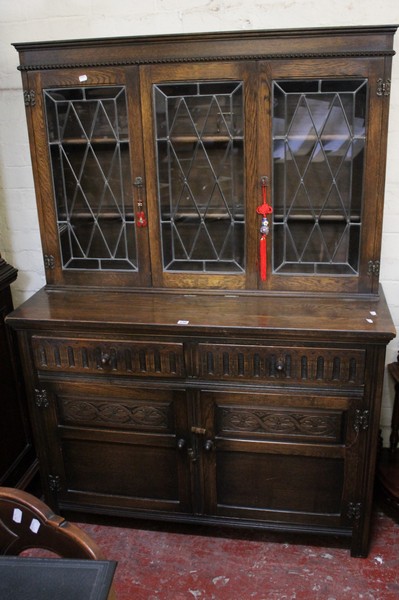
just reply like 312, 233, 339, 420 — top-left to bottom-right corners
141, 63, 258, 289
273, 78, 366, 273
261, 59, 385, 294
28, 68, 151, 287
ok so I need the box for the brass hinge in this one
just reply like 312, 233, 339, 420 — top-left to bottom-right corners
23, 90, 36, 106
377, 78, 391, 97
43, 254, 55, 270
48, 474, 61, 493
367, 260, 380, 277
34, 388, 49, 409
347, 501, 362, 521
354, 409, 369, 433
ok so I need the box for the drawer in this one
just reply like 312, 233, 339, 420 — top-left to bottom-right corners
31, 336, 186, 378
198, 343, 365, 387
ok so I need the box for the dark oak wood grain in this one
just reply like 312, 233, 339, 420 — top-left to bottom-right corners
9, 26, 397, 558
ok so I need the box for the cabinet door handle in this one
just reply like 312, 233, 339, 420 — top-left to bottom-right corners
177, 438, 186, 450
204, 439, 214, 452
178, 439, 198, 461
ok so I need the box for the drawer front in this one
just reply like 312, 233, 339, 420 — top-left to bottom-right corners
198, 343, 365, 387
31, 336, 185, 378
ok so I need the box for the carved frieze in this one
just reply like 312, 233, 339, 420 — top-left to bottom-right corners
61, 398, 170, 431
220, 406, 342, 442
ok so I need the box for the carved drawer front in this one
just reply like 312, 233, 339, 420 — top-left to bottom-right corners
198, 343, 365, 386
31, 336, 185, 378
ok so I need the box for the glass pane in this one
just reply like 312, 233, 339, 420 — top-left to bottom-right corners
154, 81, 245, 274
44, 86, 137, 271
272, 79, 367, 276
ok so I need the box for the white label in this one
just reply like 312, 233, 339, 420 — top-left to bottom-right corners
366, 318, 374, 324
177, 320, 189, 325
79, 74, 88, 82
370, 311, 377, 316
12, 508, 22, 523
30, 518, 41, 534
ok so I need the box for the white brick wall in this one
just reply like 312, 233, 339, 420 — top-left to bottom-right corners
1, 0, 398, 443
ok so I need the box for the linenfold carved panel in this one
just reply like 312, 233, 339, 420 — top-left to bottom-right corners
31, 336, 185, 378
199, 343, 365, 386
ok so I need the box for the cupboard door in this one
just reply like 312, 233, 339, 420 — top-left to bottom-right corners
141, 62, 259, 290
200, 389, 361, 531
37, 381, 192, 515
259, 57, 388, 294
27, 67, 151, 287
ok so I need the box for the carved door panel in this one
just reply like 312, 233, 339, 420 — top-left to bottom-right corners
34, 380, 192, 515
200, 389, 363, 530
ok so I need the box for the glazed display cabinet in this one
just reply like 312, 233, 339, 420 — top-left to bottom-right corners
7, 25, 396, 557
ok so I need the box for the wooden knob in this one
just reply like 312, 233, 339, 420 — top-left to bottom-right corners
177, 438, 186, 450
204, 440, 214, 452
101, 353, 111, 365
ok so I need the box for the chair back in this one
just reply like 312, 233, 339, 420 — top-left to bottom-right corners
0, 487, 104, 559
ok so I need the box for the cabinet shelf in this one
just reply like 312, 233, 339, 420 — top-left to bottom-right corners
162, 135, 244, 144
49, 138, 128, 145
274, 134, 366, 141
274, 213, 361, 223
58, 212, 135, 223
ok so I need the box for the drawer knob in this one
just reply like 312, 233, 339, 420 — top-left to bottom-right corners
101, 353, 111, 365
276, 359, 285, 371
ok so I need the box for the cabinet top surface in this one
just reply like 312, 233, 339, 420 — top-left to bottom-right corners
6, 287, 396, 342
13, 24, 398, 48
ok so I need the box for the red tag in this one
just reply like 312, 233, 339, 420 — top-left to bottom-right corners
260, 235, 267, 281
136, 211, 147, 227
